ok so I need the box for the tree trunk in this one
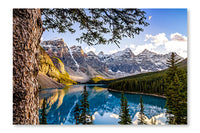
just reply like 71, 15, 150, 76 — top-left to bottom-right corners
13, 9, 43, 125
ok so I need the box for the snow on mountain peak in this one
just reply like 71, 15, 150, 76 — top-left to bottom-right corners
112, 48, 134, 58
98, 51, 104, 56
70, 45, 82, 52
139, 49, 157, 56
40, 38, 68, 53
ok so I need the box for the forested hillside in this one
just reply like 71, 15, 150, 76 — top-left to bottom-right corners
107, 59, 187, 96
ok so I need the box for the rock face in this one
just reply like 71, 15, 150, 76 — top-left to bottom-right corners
39, 46, 76, 86
41, 39, 78, 71
38, 72, 65, 89
99, 48, 183, 74
99, 48, 140, 73
41, 40, 109, 82
41, 39, 184, 82
13, 9, 43, 125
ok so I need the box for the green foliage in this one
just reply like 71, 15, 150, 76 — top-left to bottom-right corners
108, 59, 187, 97
118, 92, 132, 125
108, 71, 166, 95
165, 52, 187, 124
41, 9, 149, 47
74, 85, 93, 125
74, 103, 81, 124
138, 96, 146, 125
108, 55, 187, 125
39, 98, 47, 124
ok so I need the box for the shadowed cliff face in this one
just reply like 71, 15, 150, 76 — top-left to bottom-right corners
13, 9, 43, 125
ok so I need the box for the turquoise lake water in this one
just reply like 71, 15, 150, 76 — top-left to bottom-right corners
39, 84, 167, 125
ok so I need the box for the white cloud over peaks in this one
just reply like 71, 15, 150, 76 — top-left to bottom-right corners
130, 43, 156, 55
145, 33, 168, 46
170, 32, 187, 41
84, 46, 96, 53
165, 33, 187, 58
109, 49, 119, 54
130, 32, 187, 58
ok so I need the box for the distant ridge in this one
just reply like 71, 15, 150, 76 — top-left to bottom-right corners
40, 38, 185, 82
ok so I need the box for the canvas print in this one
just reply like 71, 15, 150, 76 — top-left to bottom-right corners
13, 9, 187, 125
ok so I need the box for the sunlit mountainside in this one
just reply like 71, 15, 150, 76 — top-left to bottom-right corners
40, 38, 185, 83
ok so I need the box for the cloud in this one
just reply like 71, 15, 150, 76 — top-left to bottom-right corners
84, 46, 96, 53
164, 39, 187, 58
130, 32, 187, 58
130, 43, 156, 55
145, 33, 168, 46
109, 49, 119, 54
170, 32, 187, 41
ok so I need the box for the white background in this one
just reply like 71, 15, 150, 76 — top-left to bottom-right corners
0, 0, 199, 132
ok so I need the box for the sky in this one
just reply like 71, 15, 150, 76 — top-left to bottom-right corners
41, 9, 187, 58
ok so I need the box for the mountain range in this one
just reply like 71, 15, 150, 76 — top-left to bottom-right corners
40, 38, 184, 83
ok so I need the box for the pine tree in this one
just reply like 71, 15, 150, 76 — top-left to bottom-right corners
123, 97, 132, 124
13, 8, 149, 124
39, 98, 47, 124
74, 103, 80, 124
42, 9, 149, 47
138, 96, 146, 125
165, 52, 187, 124
166, 52, 181, 82
119, 92, 125, 124
79, 85, 92, 124
118, 92, 132, 125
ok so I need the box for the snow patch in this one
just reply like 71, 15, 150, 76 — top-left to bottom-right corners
68, 47, 80, 71
140, 66, 148, 72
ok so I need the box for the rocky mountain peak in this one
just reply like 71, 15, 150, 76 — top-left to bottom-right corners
123, 48, 132, 52
40, 38, 69, 54
98, 51, 104, 56
112, 48, 134, 59
87, 51, 96, 56
140, 49, 156, 55
40, 38, 185, 82
41, 38, 64, 46
70, 45, 85, 55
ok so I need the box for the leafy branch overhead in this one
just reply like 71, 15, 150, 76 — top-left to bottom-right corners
41, 9, 149, 47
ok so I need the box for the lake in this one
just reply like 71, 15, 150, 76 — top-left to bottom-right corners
39, 84, 167, 125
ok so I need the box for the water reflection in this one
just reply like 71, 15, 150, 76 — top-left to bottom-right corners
39, 84, 167, 125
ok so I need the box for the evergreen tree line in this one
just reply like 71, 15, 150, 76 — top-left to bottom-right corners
118, 93, 154, 125
165, 53, 187, 124
74, 85, 93, 125
118, 92, 132, 124
108, 73, 166, 95
109, 52, 187, 125
39, 85, 93, 125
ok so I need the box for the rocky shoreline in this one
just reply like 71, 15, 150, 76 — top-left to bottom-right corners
107, 88, 166, 98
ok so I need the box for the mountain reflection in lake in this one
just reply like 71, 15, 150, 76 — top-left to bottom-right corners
39, 84, 167, 125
